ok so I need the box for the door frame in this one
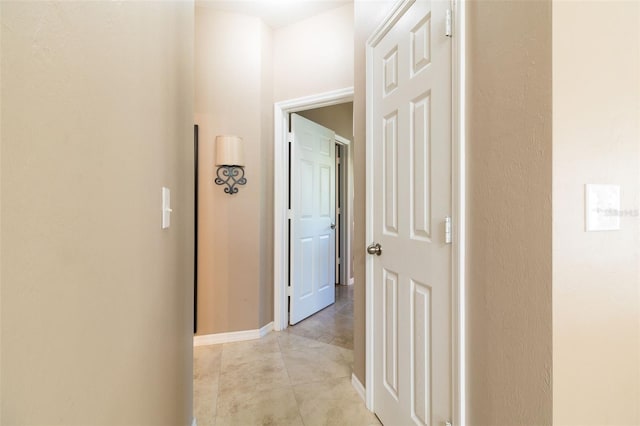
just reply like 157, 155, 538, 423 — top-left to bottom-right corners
273, 87, 355, 331
365, 0, 466, 424
335, 134, 353, 287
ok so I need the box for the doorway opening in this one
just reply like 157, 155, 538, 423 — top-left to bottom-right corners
273, 87, 354, 333
286, 112, 353, 346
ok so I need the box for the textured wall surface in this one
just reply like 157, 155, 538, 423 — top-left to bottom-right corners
466, 0, 553, 424
0, 2, 3, 418
553, 2, 640, 424
298, 103, 354, 143
259, 21, 275, 329
195, 7, 272, 334
1, 2, 194, 424
274, 4, 354, 102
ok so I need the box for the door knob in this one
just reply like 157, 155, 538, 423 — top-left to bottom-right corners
366, 243, 382, 256
330, 223, 336, 230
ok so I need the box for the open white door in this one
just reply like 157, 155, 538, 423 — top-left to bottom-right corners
290, 113, 336, 325
368, 0, 453, 424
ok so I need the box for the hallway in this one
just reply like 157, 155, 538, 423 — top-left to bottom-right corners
193, 286, 378, 425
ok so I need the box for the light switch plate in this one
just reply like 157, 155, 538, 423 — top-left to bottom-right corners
162, 187, 171, 229
585, 184, 620, 231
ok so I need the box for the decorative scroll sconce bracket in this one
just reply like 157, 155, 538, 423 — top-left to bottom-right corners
215, 165, 247, 195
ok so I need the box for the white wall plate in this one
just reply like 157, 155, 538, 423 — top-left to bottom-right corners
162, 187, 172, 229
585, 184, 621, 231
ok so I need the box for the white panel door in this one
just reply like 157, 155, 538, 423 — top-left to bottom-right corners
370, 1, 452, 425
290, 114, 336, 325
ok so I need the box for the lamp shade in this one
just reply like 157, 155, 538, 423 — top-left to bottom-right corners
215, 135, 245, 166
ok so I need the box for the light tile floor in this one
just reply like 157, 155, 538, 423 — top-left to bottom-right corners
194, 285, 379, 426
286, 285, 354, 350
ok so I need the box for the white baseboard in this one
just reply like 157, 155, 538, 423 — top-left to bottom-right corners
191, 418, 197, 426
259, 321, 274, 337
193, 321, 274, 346
351, 373, 366, 403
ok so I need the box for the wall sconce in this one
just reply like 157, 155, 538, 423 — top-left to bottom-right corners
214, 135, 247, 195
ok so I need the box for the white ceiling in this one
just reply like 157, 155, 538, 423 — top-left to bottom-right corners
197, 0, 352, 29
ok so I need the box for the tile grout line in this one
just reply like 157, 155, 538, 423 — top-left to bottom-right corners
213, 343, 224, 425
197, 287, 355, 425
277, 334, 308, 426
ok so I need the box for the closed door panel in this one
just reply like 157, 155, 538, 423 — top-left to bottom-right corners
370, 1, 452, 425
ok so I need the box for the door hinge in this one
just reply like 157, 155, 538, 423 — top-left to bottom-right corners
287, 209, 294, 220
337, 257, 341, 265
337, 207, 341, 215
445, 8, 453, 37
337, 156, 341, 165
445, 216, 452, 244
288, 132, 294, 144
287, 286, 292, 296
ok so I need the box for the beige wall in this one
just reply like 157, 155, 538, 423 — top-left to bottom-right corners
274, 4, 354, 102
353, 0, 397, 386
259, 22, 275, 328
466, 0, 553, 424
195, 7, 273, 334
0, 1, 3, 417
0, 2, 194, 424
553, 2, 640, 424
298, 102, 354, 142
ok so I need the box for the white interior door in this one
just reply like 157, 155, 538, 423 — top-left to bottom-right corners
369, 1, 452, 424
290, 113, 336, 325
